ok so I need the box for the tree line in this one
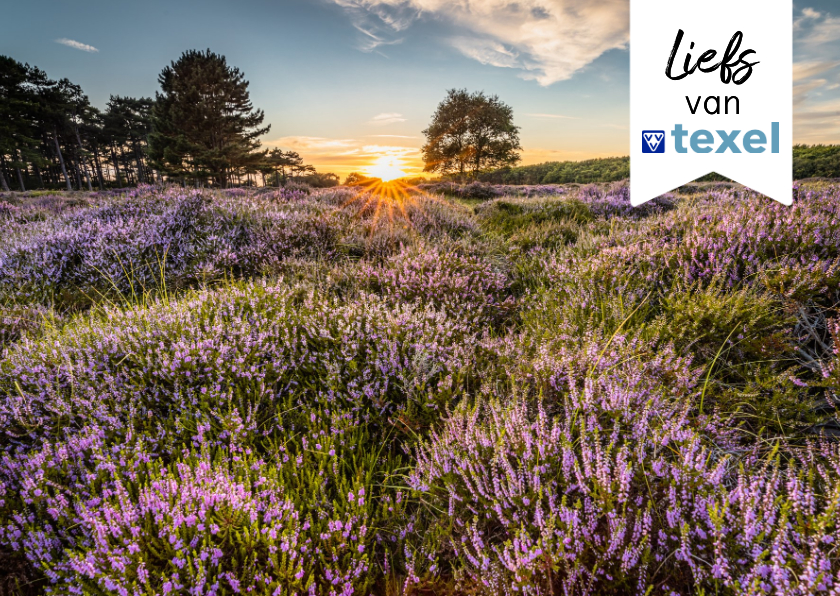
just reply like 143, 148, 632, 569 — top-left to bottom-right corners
476, 147, 840, 186
3, 47, 839, 192
792, 144, 840, 179
0, 56, 156, 192
476, 156, 629, 185
0, 50, 334, 192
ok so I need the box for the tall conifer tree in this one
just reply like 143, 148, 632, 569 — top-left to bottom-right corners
149, 49, 269, 187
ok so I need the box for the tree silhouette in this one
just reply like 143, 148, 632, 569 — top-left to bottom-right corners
262, 149, 315, 186
422, 89, 521, 178
149, 49, 269, 187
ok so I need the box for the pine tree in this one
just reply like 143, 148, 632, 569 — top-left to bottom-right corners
104, 96, 154, 185
0, 57, 44, 191
149, 49, 269, 187
1, 55, 158, 191
261, 149, 315, 187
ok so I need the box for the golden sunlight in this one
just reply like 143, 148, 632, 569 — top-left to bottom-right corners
365, 155, 408, 182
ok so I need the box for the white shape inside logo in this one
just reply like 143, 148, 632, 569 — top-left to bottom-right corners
644, 132, 663, 152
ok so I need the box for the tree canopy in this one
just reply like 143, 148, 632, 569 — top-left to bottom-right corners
0, 55, 160, 192
422, 89, 521, 178
792, 144, 840, 179
476, 157, 630, 185
148, 49, 270, 188
261, 149, 315, 186
4, 53, 839, 192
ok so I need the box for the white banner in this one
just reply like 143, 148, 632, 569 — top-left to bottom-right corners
630, 0, 793, 206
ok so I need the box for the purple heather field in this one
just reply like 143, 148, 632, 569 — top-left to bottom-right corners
0, 181, 839, 595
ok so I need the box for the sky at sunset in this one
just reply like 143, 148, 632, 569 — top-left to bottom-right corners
3, 0, 840, 180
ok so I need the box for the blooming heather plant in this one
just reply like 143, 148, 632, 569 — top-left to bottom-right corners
411, 399, 840, 595
416, 181, 505, 200
620, 185, 840, 295
359, 246, 516, 325
0, 188, 342, 310
409, 343, 840, 594
416, 182, 571, 200
0, 431, 383, 595
0, 278, 461, 593
0, 182, 838, 595
0, 303, 57, 348
0, 280, 480, 446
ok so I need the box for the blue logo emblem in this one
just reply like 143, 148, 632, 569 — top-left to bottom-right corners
642, 130, 665, 153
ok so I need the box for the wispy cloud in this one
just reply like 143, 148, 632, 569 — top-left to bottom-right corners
792, 7, 840, 143
353, 24, 405, 52
333, 0, 417, 51
268, 136, 361, 154
266, 135, 422, 176
793, 60, 840, 82
794, 7, 840, 46
55, 38, 99, 53
328, 0, 628, 85
367, 134, 418, 138
367, 112, 406, 126
450, 37, 521, 69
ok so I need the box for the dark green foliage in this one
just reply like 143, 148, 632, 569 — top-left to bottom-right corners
0, 55, 158, 191
0, 52, 335, 191
476, 147, 840, 185
149, 49, 270, 187
477, 156, 629, 184
344, 172, 369, 185
477, 197, 594, 236
300, 172, 340, 188
793, 144, 840, 179
261, 149, 316, 187
422, 89, 521, 177
0, 57, 51, 192
102, 96, 155, 185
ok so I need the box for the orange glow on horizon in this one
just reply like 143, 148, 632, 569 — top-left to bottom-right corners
365, 155, 408, 182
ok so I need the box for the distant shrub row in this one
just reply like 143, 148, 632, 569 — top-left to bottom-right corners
470, 145, 840, 185
476, 156, 630, 185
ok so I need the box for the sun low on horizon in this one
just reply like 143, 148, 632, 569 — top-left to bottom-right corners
365, 155, 409, 182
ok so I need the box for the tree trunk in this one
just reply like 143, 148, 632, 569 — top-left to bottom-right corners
38, 138, 52, 187
53, 128, 73, 191
78, 155, 93, 191
0, 162, 9, 192
73, 125, 94, 191
14, 150, 26, 191
132, 140, 145, 185
81, 158, 93, 191
110, 143, 123, 187
122, 151, 134, 185
34, 164, 45, 189
15, 167, 25, 191
69, 153, 83, 190
92, 145, 105, 190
